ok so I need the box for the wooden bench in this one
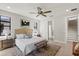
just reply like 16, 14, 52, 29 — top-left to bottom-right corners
35, 40, 48, 49
27, 40, 48, 55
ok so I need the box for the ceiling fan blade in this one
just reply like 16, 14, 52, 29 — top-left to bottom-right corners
37, 7, 42, 14
44, 11, 52, 13
41, 13, 47, 17
36, 14, 40, 17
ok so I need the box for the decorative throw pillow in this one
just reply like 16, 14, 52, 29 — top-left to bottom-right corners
24, 35, 30, 39
25, 35, 32, 38
16, 34, 25, 39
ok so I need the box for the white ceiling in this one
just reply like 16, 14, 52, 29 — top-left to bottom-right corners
0, 3, 79, 20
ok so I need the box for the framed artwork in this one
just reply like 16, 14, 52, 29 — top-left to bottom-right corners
21, 20, 30, 26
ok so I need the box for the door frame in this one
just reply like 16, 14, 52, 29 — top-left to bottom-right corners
65, 15, 78, 42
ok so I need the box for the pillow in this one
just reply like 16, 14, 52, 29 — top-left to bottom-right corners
24, 35, 30, 39
16, 34, 25, 39
25, 35, 32, 39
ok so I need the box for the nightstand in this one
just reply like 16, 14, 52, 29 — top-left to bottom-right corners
0, 39, 15, 50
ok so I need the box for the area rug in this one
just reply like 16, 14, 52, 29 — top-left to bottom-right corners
28, 44, 61, 56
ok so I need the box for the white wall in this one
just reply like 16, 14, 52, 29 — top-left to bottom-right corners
0, 10, 22, 37
39, 14, 66, 43
53, 15, 66, 43
40, 20, 48, 40
0, 9, 68, 43
0, 10, 67, 43
0, 9, 70, 43
40, 15, 66, 43
0, 10, 40, 38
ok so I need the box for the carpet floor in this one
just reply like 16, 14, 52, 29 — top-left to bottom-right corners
0, 42, 60, 56
27, 44, 61, 56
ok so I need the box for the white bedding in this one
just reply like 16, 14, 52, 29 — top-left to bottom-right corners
15, 37, 46, 55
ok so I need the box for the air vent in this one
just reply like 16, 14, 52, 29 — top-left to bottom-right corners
71, 8, 77, 11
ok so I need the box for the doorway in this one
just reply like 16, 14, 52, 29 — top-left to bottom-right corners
48, 21, 53, 40
67, 17, 78, 41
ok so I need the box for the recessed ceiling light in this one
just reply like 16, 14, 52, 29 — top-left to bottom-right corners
7, 6, 11, 9
66, 9, 69, 12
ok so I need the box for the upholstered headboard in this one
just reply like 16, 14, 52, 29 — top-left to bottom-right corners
15, 28, 33, 36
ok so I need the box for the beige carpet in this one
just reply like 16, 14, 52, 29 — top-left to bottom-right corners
28, 44, 61, 56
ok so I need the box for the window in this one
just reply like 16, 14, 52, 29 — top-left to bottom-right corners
0, 16, 11, 36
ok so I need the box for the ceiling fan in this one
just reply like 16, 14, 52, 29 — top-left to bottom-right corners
30, 7, 52, 17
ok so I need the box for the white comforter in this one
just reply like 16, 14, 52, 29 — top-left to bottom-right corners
15, 37, 45, 55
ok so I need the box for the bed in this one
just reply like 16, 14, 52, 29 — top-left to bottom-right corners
15, 28, 46, 55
